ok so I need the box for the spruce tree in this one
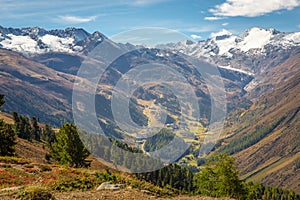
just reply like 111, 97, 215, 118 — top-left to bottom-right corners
0, 94, 5, 110
0, 120, 17, 156
42, 124, 56, 145
50, 123, 89, 168
31, 116, 41, 141
0, 95, 17, 156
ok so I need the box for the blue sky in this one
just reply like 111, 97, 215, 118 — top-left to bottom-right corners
1, 0, 300, 43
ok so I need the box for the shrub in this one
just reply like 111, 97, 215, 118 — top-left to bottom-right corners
54, 177, 95, 191
39, 165, 52, 172
18, 186, 55, 200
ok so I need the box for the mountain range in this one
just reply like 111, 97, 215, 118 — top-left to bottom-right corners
0, 26, 299, 193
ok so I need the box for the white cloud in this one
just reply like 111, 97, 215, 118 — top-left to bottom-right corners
204, 16, 224, 21
58, 15, 97, 23
222, 22, 229, 26
298, 24, 300, 28
129, 0, 171, 6
184, 26, 217, 33
210, 29, 232, 38
210, 0, 300, 17
190, 34, 202, 39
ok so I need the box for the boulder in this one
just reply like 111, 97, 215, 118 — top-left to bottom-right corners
96, 182, 125, 191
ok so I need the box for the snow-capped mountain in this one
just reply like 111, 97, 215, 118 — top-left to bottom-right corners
1, 25, 299, 97
157, 27, 300, 77
0, 26, 104, 55
1, 26, 299, 61
158, 27, 300, 58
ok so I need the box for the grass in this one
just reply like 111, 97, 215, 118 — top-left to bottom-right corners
0, 112, 14, 124
243, 151, 300, 183
0, 156, 175, 198
0, 156, 30, 165
0, 168, 37, 189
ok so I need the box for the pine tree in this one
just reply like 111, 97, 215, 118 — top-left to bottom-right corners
41, 124, 56, 145
0, 120, 17, 156
0, 94, 5, 110
0, 95, 16, 156
13, 112, 32, 141
50, 123, 90, 168
31, 116, 41, 141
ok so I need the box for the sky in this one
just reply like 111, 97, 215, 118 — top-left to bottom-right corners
0, 0, 300, 44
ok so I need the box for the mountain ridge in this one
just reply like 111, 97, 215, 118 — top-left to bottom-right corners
1, 25, 300, 57
0, 26, 105, 55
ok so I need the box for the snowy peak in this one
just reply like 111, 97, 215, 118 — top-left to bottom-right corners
156, 27, 300, 80
0, 26, 104, 55
241, 27, 278, 38
1, 26, 300, 59
159, 27, 300, 59
237, 27, 275, 52
210, 29, 233, 39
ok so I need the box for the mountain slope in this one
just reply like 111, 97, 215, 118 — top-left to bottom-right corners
0, 49, 75, 125
219, 56, 300, 192
0, 26, 253, 128
158, 27, 300, 102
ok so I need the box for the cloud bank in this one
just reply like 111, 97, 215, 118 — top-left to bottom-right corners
210, 0, 300, 17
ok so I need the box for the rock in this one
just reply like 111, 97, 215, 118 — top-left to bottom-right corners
141, 190, 152, 194
96, 182, 125, 191
0, 186, 24, 192
0, 186, 24, 197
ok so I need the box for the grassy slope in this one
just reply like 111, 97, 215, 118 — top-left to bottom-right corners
220, 55, 300, 193
0, 49, 75, 126
0, 138, 232, 200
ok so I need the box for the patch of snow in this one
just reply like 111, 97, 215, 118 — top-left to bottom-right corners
40, 34, 75, 53
218, 65, 254, 76
0, 34, 42, 54
210, 29, 232, 38
73, 45, 83, 51
156, 52, 170, 57
213, 35, 237, 55
283, 32, 300, 44
237, 28, 273, 52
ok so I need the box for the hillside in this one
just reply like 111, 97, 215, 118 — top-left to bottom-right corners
219, 57, 300, 192
2, 111, 299, 199
0, 49, 75, 125
0, 125, 233, 200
